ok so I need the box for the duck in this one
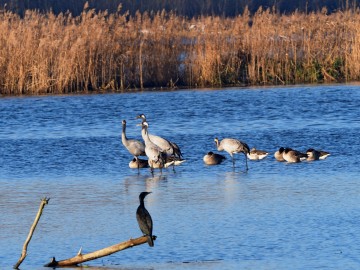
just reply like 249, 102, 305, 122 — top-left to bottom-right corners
165, 155, 186, 166
274, 147, 285, 162
283, 148, 308, 163
306, 148, 330, 161
247, 148, 269, 160
203, 151, 226, 165
129, 158, 149, 169
148, 159, 175, 169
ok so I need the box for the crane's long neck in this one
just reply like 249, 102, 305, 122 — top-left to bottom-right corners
141, 125, 153, 146
121, 123, 128, 143
215, 139, 222, 151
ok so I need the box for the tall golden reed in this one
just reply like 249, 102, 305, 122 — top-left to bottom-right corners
0, 7, 360, 95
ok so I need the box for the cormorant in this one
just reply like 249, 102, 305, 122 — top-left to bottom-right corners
136, 191, 154, 247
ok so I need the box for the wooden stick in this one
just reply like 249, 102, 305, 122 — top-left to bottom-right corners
14, 197, 50, 269
44, 235, 157, 267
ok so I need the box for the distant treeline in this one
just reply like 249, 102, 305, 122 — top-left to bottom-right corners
1, 7, 360, 95
1, 0, 359, 17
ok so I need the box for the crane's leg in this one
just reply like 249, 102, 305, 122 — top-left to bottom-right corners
244, 153, 249, 171
231, 154, 235, 167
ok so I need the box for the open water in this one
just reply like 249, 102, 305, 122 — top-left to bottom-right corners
0, 84, 360, 269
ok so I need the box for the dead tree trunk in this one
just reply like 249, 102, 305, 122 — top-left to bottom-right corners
14, 197, 50, 269
44, 235, 156, 267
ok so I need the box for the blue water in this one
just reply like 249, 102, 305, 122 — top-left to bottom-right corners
1, 84, 360, 269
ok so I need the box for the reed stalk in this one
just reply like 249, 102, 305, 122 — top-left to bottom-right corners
0, 7, 359, 95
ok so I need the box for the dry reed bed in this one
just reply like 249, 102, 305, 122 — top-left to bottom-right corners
1, 8, 360, 95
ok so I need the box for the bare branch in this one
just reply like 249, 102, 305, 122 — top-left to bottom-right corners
14, 197, 50, 269
44, 235, 157, 267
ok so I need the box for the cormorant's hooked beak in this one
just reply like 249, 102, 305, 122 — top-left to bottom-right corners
143, 191, 152, 197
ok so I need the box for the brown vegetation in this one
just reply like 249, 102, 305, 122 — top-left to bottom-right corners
1, 6, 360, 95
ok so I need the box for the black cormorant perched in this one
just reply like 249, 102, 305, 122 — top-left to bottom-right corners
136, 191, 154, 247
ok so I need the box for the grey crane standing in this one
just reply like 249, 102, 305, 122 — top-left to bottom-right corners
136, 114, 183, 160
121, 120, 146, 170
214, 137, 250, 171
141, 121, 166, 174
136, 192, 154, 247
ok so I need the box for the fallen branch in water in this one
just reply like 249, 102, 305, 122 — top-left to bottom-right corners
14, 197, 50, 269
44, 235, 157, 267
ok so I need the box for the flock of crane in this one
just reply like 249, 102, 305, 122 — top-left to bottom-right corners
121, 114, 330, 174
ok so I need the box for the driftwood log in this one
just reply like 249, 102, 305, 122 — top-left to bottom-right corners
44, 235, 157, 267
14, 197, 50, 269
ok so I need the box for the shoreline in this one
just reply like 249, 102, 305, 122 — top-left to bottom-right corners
2, 81, 360, 98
